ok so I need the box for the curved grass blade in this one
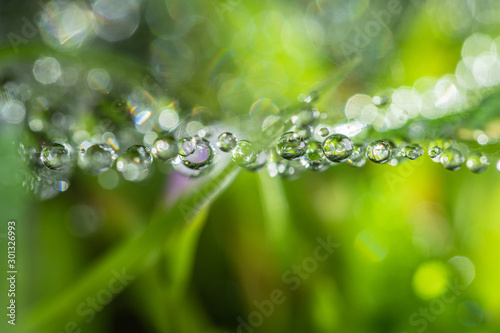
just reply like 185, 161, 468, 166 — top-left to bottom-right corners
21, 163, 239, 332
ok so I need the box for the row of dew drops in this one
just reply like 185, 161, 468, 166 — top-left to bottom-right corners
24, 104, 492, 198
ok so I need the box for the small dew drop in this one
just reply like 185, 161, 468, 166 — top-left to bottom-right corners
245, 149, 269, 172
318, 127, 329, 137
178, 137, 195, 157
466, 152, 489, 174
428, 139, 454, 162
41, 143, 72, 170
79, 144, 116, 173
440, 148, 464, 171
216, 132, 238, 152
403, 144, 424, 160
151, 135, 177, 162
300, 141, 328, 172
116, 145, 153, 182
345, 144, 367, 167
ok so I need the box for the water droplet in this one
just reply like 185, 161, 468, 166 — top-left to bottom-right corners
440, 148, 464, 171
428, 139, 454, 162
345, 144, 366, 167
403, 144, 424, 160
79, 144, 116, 173
318, 127, 329, 137
276, 132, 306, 160
245, 149, 269, 172
178, 137, 195, 157
41, 143, 72, 170
216, 132, 237, 152
301, 141, 328, 172
151, 135, 177, 162
231, 140, 257, 167
322, 134, 353, 162
466, 152, 489, 173
366, 140, 392, 164
116, 145, 153, 182
179, 136, 215, 170
428, 145, 442, 159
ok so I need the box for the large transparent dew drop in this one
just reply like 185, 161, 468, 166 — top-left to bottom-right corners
151, 135, 177, 162
345, 144, 367, 168
179, 136, 215, 170
322, 134, 353, 162
79, 144, 116, 173
300, 141, 328, 172
41, 143, 72, 170
231, 140, 257, 167
216, 132, 237, 152
318, 127, 329, 137
116, 145, 153, 182
366, 140, 392, 164
466, 152, 489, 174
440, 148, 464, 171
276, 132, 307, 160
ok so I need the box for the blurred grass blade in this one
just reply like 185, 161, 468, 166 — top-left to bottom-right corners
164, 207, 208, 299
131, 207, 209, 333
257, 171, 294, 268
0, 128, 30, 333
21, 163, 239, 332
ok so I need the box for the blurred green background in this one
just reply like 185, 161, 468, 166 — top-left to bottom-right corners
0, 0, 499, 332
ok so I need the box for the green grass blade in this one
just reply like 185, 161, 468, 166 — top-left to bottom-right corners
21, 163, 239, 332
